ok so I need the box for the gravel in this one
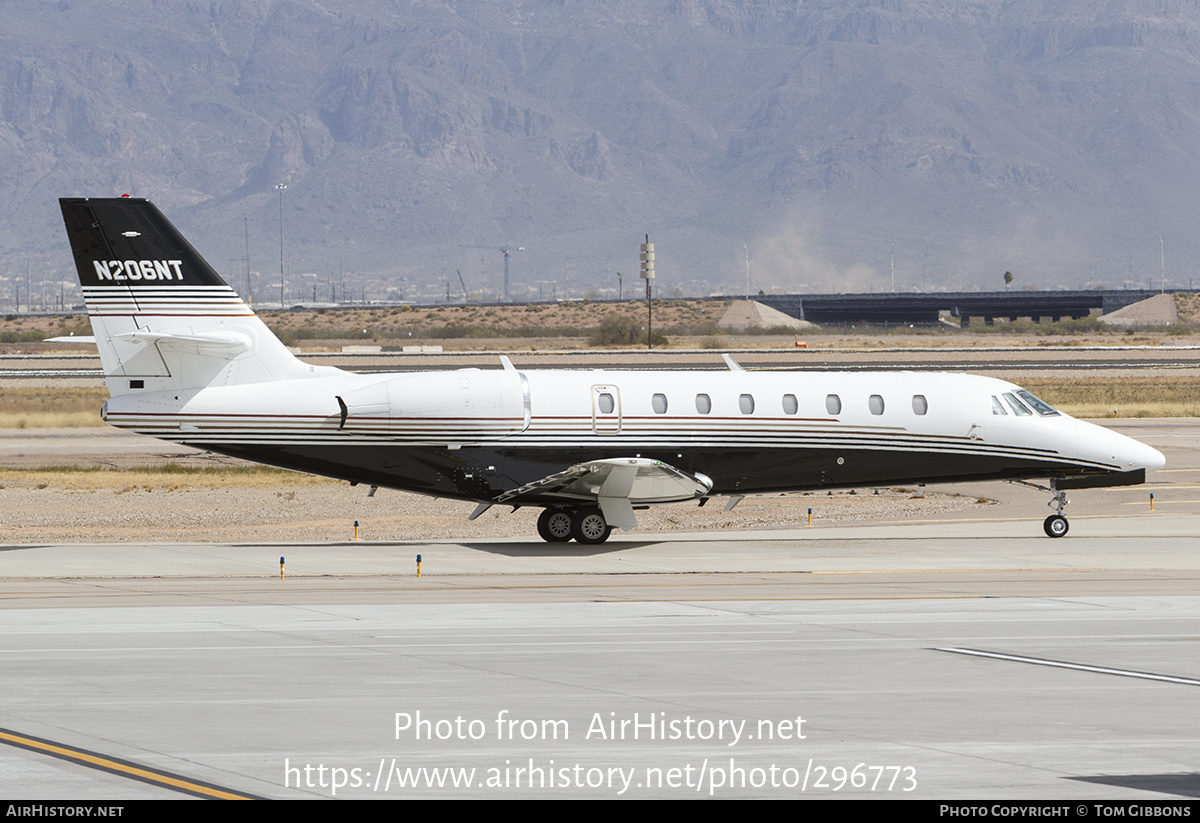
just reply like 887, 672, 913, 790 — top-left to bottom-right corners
0, 480, 991, 544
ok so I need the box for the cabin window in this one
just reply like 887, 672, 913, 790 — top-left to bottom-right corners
826, 394, 841, 415
1002, 392, 1032, 416
869, 395, 885, 415
1016, 390, 1059, 416
739, 394, 755, 414
912, 395, 928, 415
598, 393, 615, 414
782, 394, 798, 415
695, 393, 712, 414
652, 393, 668, 414
991, 396, 1007, 415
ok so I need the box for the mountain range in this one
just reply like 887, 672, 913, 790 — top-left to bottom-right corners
3, 0, 1199, 304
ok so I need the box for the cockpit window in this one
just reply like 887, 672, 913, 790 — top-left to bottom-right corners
991, 396, 1007, 415
1002, 392, 1033, 416
1016, 390, 1060, 416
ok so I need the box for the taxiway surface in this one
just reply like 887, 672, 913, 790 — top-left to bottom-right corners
1, 422, 1198, 799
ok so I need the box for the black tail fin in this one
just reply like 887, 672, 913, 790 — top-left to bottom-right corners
60, 197, 312, 394
60, 197, 231, 289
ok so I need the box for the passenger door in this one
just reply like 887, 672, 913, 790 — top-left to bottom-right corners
591, 385, 622, 434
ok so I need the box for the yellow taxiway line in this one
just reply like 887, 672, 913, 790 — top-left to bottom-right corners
0, 728, 260, 799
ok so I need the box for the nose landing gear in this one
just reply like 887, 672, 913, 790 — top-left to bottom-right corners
1012, 480, 1071, 538
1043, 486, 1069, 538
1043, 513, 1069, 538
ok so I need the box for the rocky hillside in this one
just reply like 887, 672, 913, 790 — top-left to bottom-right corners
3, 0, 1200, 304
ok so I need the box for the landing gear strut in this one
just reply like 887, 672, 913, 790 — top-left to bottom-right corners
536, 507, 613, 544
1043, 486, 1069, 538
1011, 480, 1070, 538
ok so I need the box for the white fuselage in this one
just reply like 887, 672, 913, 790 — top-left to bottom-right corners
98, 365, 1164, 502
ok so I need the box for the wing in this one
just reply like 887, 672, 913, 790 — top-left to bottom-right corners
495, 458, 713, 530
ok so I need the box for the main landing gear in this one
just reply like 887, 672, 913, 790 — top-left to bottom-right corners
536, 507, 614, 545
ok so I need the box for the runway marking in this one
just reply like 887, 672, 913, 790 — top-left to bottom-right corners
937, 648, 1200, 686
0, 727, 261, 799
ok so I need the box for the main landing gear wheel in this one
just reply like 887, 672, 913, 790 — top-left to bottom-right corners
1043, 514, 1069, 538
571, 508, 612, 545
537, 509, 574, 543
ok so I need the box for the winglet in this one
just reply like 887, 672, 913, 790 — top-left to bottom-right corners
500, 355, 516, 371
722, 354, 744, 372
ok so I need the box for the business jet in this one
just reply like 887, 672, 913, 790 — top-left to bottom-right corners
59, 197, 1165, 543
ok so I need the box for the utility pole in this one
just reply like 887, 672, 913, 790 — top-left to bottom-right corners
244, 218, 252, 305
276, 183, 287, 307
500, 246, 524, 301
1160, 235, 1165, 294
640, 235, 654, 349
743, 241, 750, 299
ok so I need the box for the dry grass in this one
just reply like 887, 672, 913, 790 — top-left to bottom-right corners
0, 411, 105, 428
0, 387, 109, 428
1021, 376, 1200, 418
0, 464, 335, 490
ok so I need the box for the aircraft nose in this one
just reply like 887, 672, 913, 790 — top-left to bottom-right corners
1078, 420, 1165, 472
1132, 440, 1166, 472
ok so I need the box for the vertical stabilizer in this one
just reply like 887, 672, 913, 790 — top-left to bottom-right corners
60, 197, 319, 396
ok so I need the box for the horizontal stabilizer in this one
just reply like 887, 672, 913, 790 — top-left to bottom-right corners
44, 335, 96, 344
112, 331, 252, 355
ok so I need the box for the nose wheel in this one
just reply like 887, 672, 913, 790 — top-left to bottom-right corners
1043, 486, 1069, 538
1010, 480, 1071, 538
1043, 514, 1069, 538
